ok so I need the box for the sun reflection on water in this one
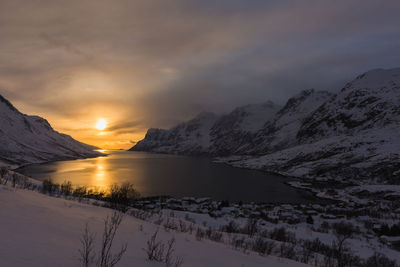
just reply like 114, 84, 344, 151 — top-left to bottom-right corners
92, 156, 110, 189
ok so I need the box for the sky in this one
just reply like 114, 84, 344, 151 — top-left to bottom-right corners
0, 0, 400, 149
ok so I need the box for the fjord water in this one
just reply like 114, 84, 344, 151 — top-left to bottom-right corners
18, 150, 314, 203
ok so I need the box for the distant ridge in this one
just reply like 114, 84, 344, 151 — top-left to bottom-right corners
0, 94, 102, 168
131, 68, 400, 181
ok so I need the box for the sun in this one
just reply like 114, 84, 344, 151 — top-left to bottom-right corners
95, 118, 107, 130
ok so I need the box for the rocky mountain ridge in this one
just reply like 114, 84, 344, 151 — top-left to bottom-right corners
131, 68, 400, 181
0, 95, 102, 168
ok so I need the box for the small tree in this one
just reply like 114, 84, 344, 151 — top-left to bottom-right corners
42, 178, 59, 195
98, 212, 127, 267
78, 223, 96, 267
365, 252, 397, 267
306, 215, 314, 224
12, 173, 19, 187
243, 218, 259, 237
0, 167, 8, 184
332, 221, 355, 267
61, 180, 73, 196
109, 183, 140, 212
144, 229, 183, 267
79, 212, 127, 267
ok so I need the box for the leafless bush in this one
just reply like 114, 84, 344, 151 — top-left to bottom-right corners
221, 220, 239, 233
251, 236, 276, 255
42, 178, 60, 195
98, 212, 127, 267
78, 223, 96, 267
205, 227, 223, 242
279, 243, 296, 260
144, 229, 183, 267
184, 214, 195, 224
73, 186, 88, 201
178, 220, 188, 233
195, 227, 205, 241
231, 236, 246, 250
302, 238, 332, 256
270, 227, 296, 243
61, 180, 73, 196
129, 209, 152, 221
0, 167, 8, 184
299, 244, 313, 264
242, 218, 259, 237
109, 183, 139, 212
78, 212, 126, 267
332, 221, 356, 267
145, 229, 165, 261
365, 252, 397, 267
11, 173, 19, 187
163, 218, 178, 232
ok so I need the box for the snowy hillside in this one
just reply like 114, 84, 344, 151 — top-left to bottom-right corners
130, 112, 219, 155
221, 68, 400, 181
242, 89, 333, 154
0, 183, 308, 267
132, 68, 400, 181
0, 95, 101, 167
209, 101, 281, 155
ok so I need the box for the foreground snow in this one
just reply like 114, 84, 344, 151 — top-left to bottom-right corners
0, 185, 308, 267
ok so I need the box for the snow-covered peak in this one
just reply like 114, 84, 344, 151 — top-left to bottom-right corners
275, 89, 333, 128
298, 68, 400, 142
243, 89, 333, 154
131, 112, 219, 155
213, 101, 281, 134
0, 94, 101, 167
343, 68, 400, 91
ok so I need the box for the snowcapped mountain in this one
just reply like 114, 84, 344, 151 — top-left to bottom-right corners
298, 68, 400, 142
222, 68, 400, 181
131, 67, 400, 181
0, 95, 101, 167
242, 89, 333, 154
209, 101, 281, 155
130, 112, 219, 155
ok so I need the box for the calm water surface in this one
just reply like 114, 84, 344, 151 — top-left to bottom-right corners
18, 150, 315, 203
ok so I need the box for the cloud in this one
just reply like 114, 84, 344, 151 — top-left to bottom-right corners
0, 0, 400, 147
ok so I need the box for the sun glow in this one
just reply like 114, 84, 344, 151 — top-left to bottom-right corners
95, 118, 107, 130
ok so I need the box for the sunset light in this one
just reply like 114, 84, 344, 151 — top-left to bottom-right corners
95, 118, 107, 131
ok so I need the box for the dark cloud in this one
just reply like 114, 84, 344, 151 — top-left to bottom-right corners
0, 0, 400, 147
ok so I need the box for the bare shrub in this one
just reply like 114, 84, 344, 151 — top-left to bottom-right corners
279, 243, 296, 260
332, 221, 356, 267
61, 180, 73, 196
242, 218, 259, 237
78, 212, 126, 267
178, 220, 188, 233
195, 227, 205, 241
98, 212, 127, 267
221, 220, 239, 233
109, 183, 139, 212
231, 236, 246, 250
163, 218, 178, 232
252, 237, 276, 255
365, 252, 397, 267
78, 223, 96, 267
145, 229, 164, 261
299, 245, 313, 264
0, 167, 8, 184
144, 229, 183, 267
11, 173, 19, 187
73, 186, 88, 201
270, 227, 296, 243
42, 178, 60, 195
